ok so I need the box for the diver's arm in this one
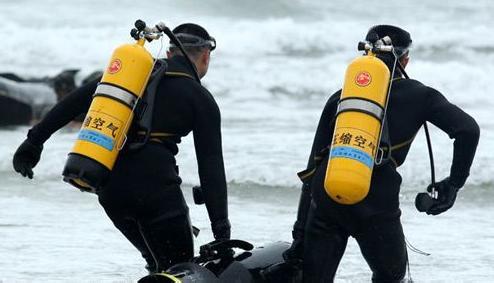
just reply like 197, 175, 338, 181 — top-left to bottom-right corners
13, 76, 100, 178
425, 87, 480, 187
28, 77, 99, 144
193, 91, 229, 239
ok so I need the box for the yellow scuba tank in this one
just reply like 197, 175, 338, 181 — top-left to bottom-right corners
62, 38, 154, 192
62, 20, 200, 193
324, 39, 395, 205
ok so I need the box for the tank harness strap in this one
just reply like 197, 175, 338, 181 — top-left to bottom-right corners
388, 157, 398, 168
165, 71, 195, 80
297, 116, 337, 183
383, 134, 416, 168
94, 83, 138, 109
135, 131, 176, 144
336, 97, 384, 121
128, 59, 169, 150
297, 146, 330, 182
389, 134, 416, 151
376, 116, 392, 166
128, 68, 192, 150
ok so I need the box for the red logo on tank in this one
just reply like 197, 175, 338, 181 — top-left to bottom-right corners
108, 59, 122, 74
355, 71, 371, 87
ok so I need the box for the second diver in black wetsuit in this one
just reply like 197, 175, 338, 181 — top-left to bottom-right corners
284, 25, 480, 282
12, 23, 231, 273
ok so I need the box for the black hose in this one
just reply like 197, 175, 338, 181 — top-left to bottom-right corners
422, 122, 436, 187
133, 20, 201, 83
161, 27, 201, 83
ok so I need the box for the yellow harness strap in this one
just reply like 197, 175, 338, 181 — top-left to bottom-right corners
165, 71, 194, 80
136, 131, 175, 137
390, 135, 415, 151
135, 131, 176, 144
298, 168, 317, 182
381, 134, 416, 168
297, 146, 330, 183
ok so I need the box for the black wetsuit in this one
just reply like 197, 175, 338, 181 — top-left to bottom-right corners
27, 55, 228, 272
300, 78, 480, 282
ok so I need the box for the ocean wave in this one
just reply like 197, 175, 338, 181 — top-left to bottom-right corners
0, 0, 492, 193
1, 112, 491, 191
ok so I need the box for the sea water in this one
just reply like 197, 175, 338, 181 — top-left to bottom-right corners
0, 0, 493, 281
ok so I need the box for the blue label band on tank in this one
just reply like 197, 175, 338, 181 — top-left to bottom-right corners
330, 146, 374, 168
77, 129, 115, 151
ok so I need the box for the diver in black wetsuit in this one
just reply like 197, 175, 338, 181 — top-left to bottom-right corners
284, 25, 480, 282
12, 23, 231, 273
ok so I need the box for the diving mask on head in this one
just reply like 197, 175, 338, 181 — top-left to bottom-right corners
170, 33, 216, 51
365, 25, 412, 58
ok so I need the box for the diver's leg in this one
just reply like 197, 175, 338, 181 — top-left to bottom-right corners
303, 203, 349, 283
138, 212, 194, 272
98, 200, 156, 272
355, 212, 407, 283
133, 183, 193, 272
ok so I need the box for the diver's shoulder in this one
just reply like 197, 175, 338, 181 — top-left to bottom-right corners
182, 81, 218, 108
187, 80, 212, 96
394, 78, 448, 106
395, 78, 425, 87
394, 78, 437, 95
404, 79, 443, 95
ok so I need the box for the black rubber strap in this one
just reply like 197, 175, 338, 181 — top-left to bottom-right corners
337, 97, 385, 121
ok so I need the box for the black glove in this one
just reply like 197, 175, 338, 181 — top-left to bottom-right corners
211, 218, 231, 241
13, 139, 43, 179
425, 177, 461, 215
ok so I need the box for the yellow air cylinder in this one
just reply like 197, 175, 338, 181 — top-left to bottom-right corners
62, 39, 154, 192
325, 54, 391, 204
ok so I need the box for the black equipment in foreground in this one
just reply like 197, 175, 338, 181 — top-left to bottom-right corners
138, 240, 302, 283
